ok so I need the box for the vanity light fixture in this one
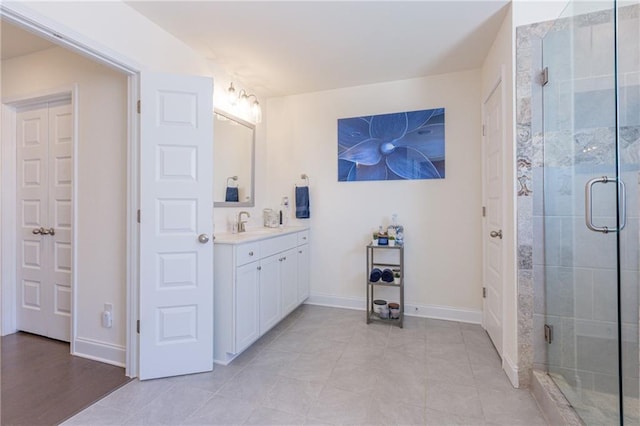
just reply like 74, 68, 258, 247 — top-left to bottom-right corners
227, 82, 262, 124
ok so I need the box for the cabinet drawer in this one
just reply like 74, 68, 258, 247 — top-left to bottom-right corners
297, 230, 310, 245
260, 234, 297, 258
236, 243, 260, 266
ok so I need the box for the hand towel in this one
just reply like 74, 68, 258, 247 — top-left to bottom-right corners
381, 269, 394, 283
225, 186, 239, 202
369, 268, 382, 282
295, 186, 310, 219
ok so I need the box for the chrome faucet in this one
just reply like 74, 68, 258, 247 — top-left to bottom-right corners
238, 211, 250, 233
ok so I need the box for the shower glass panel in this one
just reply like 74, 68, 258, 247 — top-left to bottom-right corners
542, 1, 639, 424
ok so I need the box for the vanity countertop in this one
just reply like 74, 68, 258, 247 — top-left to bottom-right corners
214, 226, 309, 244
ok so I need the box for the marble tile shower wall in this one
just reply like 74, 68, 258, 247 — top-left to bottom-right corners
516, 4, 640, 391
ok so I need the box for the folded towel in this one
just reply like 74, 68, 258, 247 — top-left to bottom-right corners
225, 186, 239, 202
369, 268, 382, 282
381, 269, 394, 283
295, 186, 310, 219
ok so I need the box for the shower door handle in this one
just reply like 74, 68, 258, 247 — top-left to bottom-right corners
585, 176, 626, 233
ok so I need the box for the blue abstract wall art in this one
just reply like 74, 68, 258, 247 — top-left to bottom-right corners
338, 108, 445, 182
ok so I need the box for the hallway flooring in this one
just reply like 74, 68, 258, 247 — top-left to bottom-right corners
1, 332, 131, 426
64, 305, 547, 425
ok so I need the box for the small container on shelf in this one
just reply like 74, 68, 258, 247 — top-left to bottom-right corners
388, 302, 400, 319
373, 299, 388, 318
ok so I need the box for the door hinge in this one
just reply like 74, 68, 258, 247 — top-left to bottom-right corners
482, 287, 487, 298
137, 100, 141, 114
482, 125, 486, 136
482, 206, 486, 217
544, 324, 553, 344
542, 67, 549, 86
137, 320, 140, 334
137, 209, 141, 223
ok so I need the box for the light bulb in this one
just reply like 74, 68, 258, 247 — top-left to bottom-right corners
252, 100, 262, 123
227, 82, 237, 105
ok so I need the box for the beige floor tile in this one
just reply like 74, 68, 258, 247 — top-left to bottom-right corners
262, 376, 324, 416
367, 396, 427, 425
424, 407, 488, 425
245, 406, 306, 425
280, 352, 338, 382
182, 395, 254, 425
307, 385, 372, 425
425, 382, 484, 420
65, 305, 549, 426
97, 378, 174, 414
217, 366, 279, 403
121, 385, 213, 425
426, 357, 476, 387
62, 404, 130, 425
479, 388, 547, 425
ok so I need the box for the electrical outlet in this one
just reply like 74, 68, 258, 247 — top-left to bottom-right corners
102, 303, 113, 328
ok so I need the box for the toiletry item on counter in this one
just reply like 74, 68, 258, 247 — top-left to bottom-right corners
388, 302, 400, 319
388, 214, 404, 245
263, 208, 279, 228
377, 226, 389, 246
373, 299, 389, 319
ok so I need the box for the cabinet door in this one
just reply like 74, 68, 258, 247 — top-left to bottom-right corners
297, 244, 310, 303
235, 262, 260, 353
259, 254, 281, 334
280, 248, 299, 316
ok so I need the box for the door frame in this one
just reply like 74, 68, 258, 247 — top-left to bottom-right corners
2, 89, 77, 345
480, 69, 508, 359
0, 6, 140, 376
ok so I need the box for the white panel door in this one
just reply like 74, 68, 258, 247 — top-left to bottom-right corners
47, 102, 73, 341
482, 82, 504, 356
139, 72, 214, 380
16, 100, 72, 342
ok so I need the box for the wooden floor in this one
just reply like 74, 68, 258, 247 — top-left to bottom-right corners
1, 332, 131, 426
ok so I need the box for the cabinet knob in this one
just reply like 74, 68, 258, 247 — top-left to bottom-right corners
299, 250, 302, 254
257, 266, 262, 271
249, 251, 254, 256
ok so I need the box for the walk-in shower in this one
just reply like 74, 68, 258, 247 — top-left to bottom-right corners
537, 1, 639, 424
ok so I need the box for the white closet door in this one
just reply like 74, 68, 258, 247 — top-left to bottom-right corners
16, 100, 72, 342
47, 101, 73, 341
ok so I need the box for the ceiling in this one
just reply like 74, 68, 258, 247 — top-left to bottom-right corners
1, 1, 510, 98
1, 20, 55, 60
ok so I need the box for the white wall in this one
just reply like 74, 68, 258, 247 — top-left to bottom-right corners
481, 6, 518, 385
513, 0, 568, 27
266, 70, 484, 321
2, 46, 128, 363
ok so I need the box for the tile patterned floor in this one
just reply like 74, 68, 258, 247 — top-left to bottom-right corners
63, 305, 548, 425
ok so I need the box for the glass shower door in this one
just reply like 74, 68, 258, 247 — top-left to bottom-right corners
542, 1, 624, 424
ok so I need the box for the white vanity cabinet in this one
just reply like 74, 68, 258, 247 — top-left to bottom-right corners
214, 227, 310, 364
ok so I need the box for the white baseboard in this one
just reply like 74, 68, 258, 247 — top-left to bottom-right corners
305, 293, 482, 324
74, 337, 126, 367
503, 353, 520, 387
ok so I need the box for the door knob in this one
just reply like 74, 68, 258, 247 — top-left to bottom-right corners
41, 227, 55, 236
198, 234, 210, 244
32, 227, 43, 235
490, 230, 503, 239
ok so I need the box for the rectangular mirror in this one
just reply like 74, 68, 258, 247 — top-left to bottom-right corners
213, 109, 255, 207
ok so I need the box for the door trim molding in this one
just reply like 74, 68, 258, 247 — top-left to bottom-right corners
1, 5, 141, 377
